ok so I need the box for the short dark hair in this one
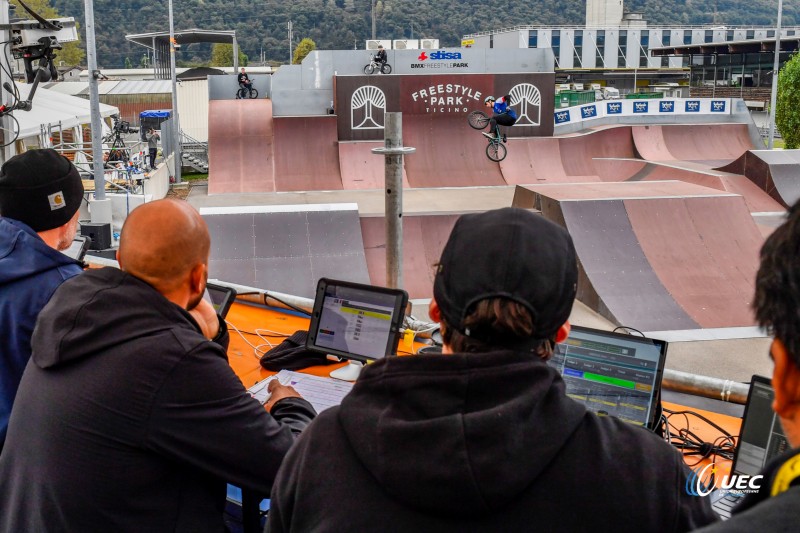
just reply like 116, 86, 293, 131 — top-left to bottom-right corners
440, 297, 553, 358
754, 200, 800, 367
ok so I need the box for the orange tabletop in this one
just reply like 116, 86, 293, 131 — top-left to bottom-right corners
224, 300, 745, 477
662, 400, 742, 479
224, 300, 425, 388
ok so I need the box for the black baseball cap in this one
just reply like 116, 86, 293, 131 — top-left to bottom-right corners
433, 207, 578, 342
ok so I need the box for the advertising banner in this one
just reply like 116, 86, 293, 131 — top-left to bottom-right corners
335, 73, 555, 141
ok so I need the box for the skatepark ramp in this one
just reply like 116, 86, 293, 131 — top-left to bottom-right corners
200, 204, 370, 299
360, 214, 459, 299
516, 181, 764, 332
717, 150, 800, 208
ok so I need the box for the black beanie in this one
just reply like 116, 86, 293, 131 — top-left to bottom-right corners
0, 149, 84, 232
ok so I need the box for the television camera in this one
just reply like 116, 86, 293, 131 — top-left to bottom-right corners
103, 117, 140, 163
0, 11, 77, 116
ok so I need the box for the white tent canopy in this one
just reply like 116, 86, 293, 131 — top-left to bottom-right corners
12, 84, 119, 139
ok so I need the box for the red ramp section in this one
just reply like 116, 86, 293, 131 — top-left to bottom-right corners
500, 126, 648, 184
626, 195, 762, 328
360, 214, 458, 299
208, 99, 275, 194
717, 150, 800, 208
339, 141, 410, 190
403, 115, 507, 188
272, 116, 343, 191
530, 182, 762, 331
632, 124, 753, 164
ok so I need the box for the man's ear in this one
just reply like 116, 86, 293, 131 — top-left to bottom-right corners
771, 338, 800, 417
428, 298, 442, 324
188, 263, 206, 297
555, 321, 571, 344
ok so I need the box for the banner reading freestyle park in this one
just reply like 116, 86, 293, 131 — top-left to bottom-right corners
334, 73, 556, 141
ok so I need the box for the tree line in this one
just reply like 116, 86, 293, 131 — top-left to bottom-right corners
29, 0, 796, 68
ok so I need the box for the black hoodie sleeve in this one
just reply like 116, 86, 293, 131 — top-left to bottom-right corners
144, 338, 316, 494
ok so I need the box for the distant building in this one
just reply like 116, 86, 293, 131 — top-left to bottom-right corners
462, 0, 799, 94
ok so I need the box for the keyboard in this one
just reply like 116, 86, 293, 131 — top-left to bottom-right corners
710, 491, 744, 519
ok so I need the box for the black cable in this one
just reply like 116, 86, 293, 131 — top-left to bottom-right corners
262, 293, 311, 317
663, 407, 737, 467
0, 113, 19, 148
613, 325, 645, 337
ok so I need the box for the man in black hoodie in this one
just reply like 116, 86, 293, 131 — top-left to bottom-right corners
696, 200, 800, 533
267, 207, 717, 532
0, 199, 316, 532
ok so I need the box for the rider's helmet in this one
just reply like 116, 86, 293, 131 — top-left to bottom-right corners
484, 96, 495, 104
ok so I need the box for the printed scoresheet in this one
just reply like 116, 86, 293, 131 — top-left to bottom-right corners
248, 370, 354, 413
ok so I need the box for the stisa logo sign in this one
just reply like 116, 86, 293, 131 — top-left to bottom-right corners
711, 100, 727, 112
607, 102, 622, 114
660, 101, 674, 113
555, 110, 571, 124
686, 464, 763, 497
418, 50, 463, 61
581, 105, 597, 118
633, 101, 649, 114
685, 100, 701, 112
413, 50, 468, 69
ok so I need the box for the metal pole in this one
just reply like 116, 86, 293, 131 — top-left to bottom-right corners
168, 0, 181, 183
232, 37, 239, 71
288, 21, 293, 64
371, 113, 415, 289
768, 0, 783, 149
371, 0, 376, 40
84, 0, 105, 200
0, 0, 14, 164
384, 113, 402, 289
662, 369, 749, 404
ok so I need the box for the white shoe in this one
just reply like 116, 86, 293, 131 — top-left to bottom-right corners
482, 132, 494, 140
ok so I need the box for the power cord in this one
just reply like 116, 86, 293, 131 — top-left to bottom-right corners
663, 407, 737, 482
225, 319, 294, 360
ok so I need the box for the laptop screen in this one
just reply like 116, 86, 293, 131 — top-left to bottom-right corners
548, 325, 667, 429
732, 376, 790, 476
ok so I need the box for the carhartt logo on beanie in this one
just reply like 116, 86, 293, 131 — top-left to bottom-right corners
0, 148, 84, 232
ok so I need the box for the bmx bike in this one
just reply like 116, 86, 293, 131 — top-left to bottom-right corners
363, 56, 392, 75
468, 110, 507, 162
236, 86, 258, 99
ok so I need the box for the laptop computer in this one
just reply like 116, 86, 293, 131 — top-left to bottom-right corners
548, 325, 668, 431
711, 375, 790, 518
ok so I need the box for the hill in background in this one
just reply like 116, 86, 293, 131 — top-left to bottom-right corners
50, 0, 799, 68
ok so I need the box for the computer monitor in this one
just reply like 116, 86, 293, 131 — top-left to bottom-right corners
306, 278, 408, 380
203, 282, 237, 318
733, 375, 790, 476
548, 325, 668, 430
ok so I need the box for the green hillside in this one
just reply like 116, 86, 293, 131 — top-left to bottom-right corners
49, 0, 799, 68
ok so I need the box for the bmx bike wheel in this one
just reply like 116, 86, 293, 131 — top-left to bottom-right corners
486, 142, 507, 162
380, 63, 392, 74
249, 88, 259, 99
363, 64, 376, 75
468, 110, 490, 130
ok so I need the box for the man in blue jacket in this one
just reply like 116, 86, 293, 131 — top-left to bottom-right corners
0, 149, 84, 451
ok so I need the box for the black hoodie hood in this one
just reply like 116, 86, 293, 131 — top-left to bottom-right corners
31, 267, 201, 369
338, 351, 586, 518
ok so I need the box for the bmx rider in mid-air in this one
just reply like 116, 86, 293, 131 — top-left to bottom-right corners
482, 95, 517, 143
